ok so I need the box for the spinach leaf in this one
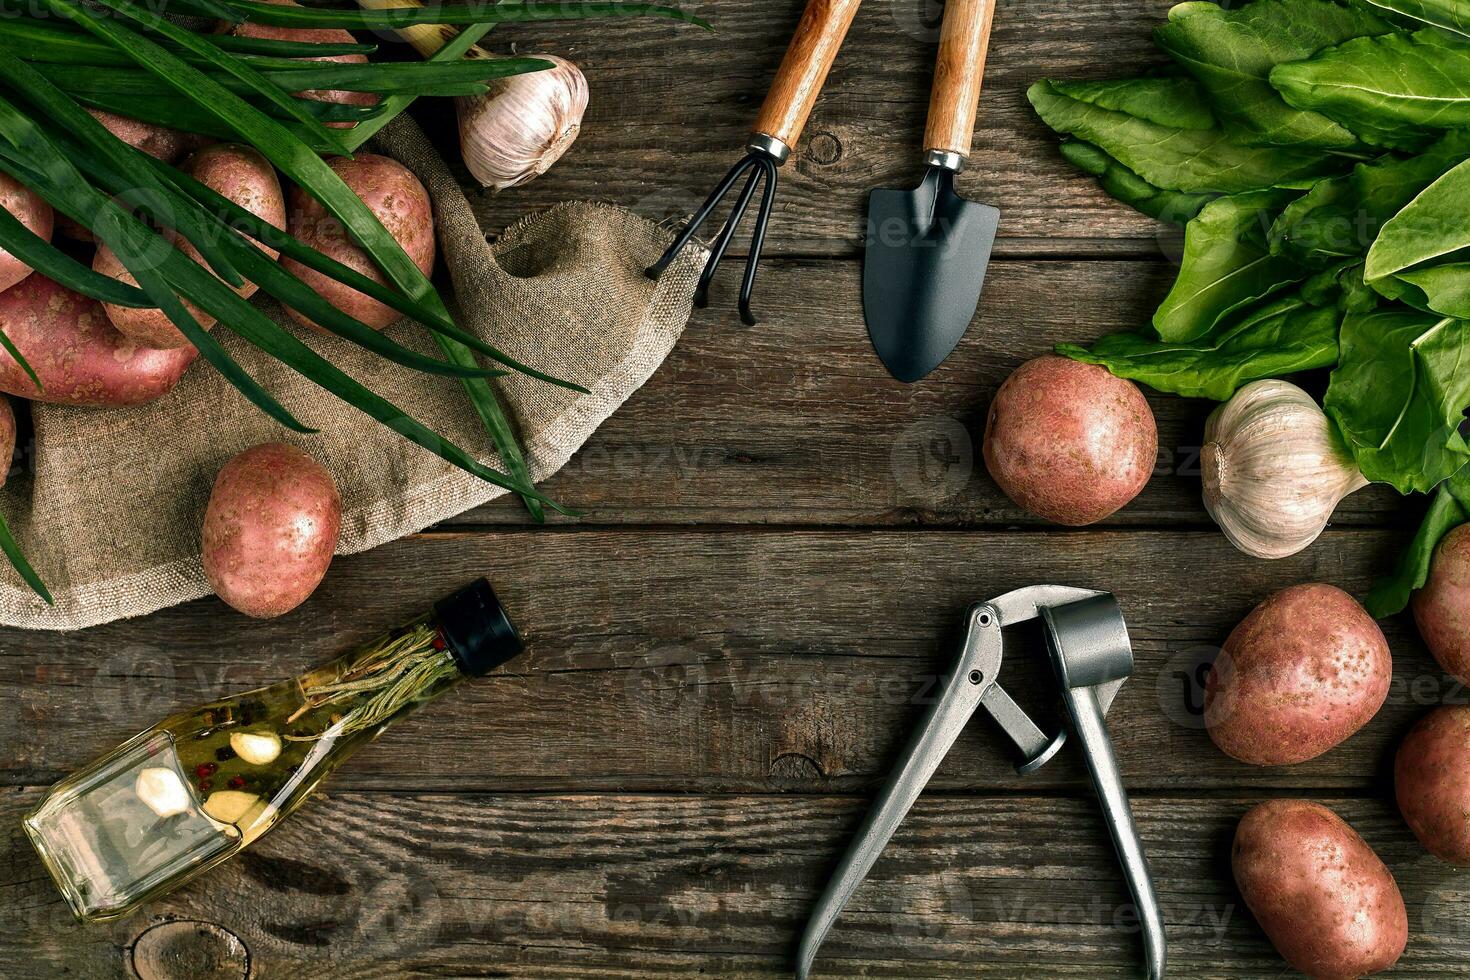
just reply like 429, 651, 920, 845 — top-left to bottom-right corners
1156, 0, 1391, 149
1028, 78, 1346, 193
1324, 308, 1470, 492
1366, 464, 1470, 616
1362, 0, 1470, 36
1272, 29, 1470, 140
1303, 260, 1382, 312
1049, 77, 1216, 130
1058, 140, 1218, 223
1271, 131, 1470, 267
1390, 261, 1470, 316
1366, 153, 1470, 285
1057, 292, 1341, 400
1155, 189, 1306, 341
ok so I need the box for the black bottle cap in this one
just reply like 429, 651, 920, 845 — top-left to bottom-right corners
435, 579, 524, 678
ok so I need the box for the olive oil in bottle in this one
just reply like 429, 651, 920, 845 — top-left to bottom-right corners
25, 579, 523, 922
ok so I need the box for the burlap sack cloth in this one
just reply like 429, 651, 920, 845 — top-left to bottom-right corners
0, 116, 704, 630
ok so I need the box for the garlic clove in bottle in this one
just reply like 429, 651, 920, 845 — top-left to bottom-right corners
458, 55, 589, 192
230, 731, 282, 766
1202, 379, 1370, 560
135, 767, 191, 819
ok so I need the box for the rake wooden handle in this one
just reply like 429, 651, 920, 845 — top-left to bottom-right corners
923, 0, 997, 160
752, 0, 863, 153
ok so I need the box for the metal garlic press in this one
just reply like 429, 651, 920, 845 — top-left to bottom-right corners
796, 586, 1166, 980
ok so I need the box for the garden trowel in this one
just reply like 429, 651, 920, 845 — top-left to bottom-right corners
864, 0, 1000, 383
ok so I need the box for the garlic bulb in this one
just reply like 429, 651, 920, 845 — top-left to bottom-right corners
354, 0, 587, 191
457, 56, 589, 192
1202, 379, 1369, 560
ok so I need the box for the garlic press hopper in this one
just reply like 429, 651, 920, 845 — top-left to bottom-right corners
796, 586, 1166, 980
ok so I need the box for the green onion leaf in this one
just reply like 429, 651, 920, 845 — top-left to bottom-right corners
229, 1, 711, 31
0, 511, 53, 605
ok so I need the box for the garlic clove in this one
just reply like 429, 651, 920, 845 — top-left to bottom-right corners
457, 55, 589, 192
203, 789, 261, 825
230, 731, 282, 766
1202, 379, 1370, 560
135, 767, 191, 819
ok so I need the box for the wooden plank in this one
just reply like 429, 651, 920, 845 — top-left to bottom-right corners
447, 257, 1406, 527
2, 790, 1463, 977
0, 529, 1444, 794
447, 0, 1183, 257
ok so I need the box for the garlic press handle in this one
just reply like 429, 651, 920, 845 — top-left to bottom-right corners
795, 603, 1001, 980
1041, 596, 1166, 980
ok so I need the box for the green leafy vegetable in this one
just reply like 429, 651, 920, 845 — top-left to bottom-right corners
1028, 78, 1345, 193
1302, 260, 1382, 312
1366, 465, 1470, 616
1058, 140, 1218, 223
1272, 29, 1470, 140
1048, 77, 1216, 130
1366, 154, 1470, 284
1154, 189, 1305, 341
1156, 0, 1391, 149
1271, 131, 1470, 267
1363, 0, 1470, 37
1058, 292, 1341, 400
1324, 308, 1470, 492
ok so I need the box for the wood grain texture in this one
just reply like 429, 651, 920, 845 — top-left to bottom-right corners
442, 257, 1409, 528
2, 791, 1464, 977
463, 0, 1180, 256
0, 529, 1445, 795
752, 0, 865, 150
924, 0, 998, 158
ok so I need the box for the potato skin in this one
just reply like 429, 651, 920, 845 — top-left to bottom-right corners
0, 172, 52, 294
0, 275, 197, 407
983, 356, 1157, 525
1233, 800, 1407, 980
98, 145, 285, 349
223, 0, 379, 128
0, 396, 15, 489
1396, 705, 1470, 865
1206, 584, 1390, 766
56, 111, 196, 242
279, 154, 435, 332
202, 443, 342, 619
1412, 524, 1470, 684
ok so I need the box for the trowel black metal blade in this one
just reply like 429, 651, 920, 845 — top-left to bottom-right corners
863, 165, 999, 383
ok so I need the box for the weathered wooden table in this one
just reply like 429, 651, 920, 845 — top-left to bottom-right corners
4, 1, 1468, 976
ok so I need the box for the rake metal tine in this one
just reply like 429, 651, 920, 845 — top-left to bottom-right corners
694, 166, 764, 310
738, 156, 780, 327
646, 153, 760, 281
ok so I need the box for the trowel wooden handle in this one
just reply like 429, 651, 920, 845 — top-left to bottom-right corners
923, 0, 997, 161
752, 0, 863, 153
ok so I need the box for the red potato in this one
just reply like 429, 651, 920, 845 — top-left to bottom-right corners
0, 275, 197, 407
1234, 800, 1407, 980
202, 443, 342, 619
86, 108, 196, 164
983, 355, 1157, 525
1412, 523, 1470, 684
1206, 584, 1390, 766
0, 397, 15, 489
56, 111, 198, 243
96, 145, 286, 349
1396, 705, 1470, 865
0, 172, 52, 294
222, 0, 379, 129
279, 154, 435, 332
